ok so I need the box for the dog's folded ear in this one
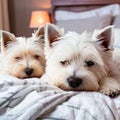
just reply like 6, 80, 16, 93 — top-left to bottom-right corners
0, 30, 16, 52
92, 26, 114, 51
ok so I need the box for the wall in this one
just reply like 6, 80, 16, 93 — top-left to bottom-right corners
8, 0, 51, 37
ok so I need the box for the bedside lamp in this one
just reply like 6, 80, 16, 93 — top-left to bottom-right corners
29, 11, 50, 28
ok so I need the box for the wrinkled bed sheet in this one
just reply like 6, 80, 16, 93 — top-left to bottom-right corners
0, 75, 120, 120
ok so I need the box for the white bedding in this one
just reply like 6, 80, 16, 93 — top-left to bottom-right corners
0, 75, 120, 120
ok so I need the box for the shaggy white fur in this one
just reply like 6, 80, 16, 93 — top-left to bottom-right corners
0, 26, 45, 79
44, 23, 120, 97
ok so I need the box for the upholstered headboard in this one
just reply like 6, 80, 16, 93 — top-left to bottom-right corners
51, 0, 120, 23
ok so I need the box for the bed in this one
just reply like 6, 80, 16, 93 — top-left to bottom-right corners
1, 0, 120, 120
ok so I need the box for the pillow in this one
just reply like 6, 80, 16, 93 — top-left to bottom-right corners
113, 14, 120, 28
114, 28, 120, 48
56, 14, 112, 34
55, 4, 120, 21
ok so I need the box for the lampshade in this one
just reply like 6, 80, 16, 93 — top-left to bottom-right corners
29, 11, 50, 28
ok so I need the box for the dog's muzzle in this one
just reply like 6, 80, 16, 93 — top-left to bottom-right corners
67, 76, 82, 88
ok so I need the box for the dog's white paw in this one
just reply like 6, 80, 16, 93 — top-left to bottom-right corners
100, 77, 120, 97
100, 88, 120, 97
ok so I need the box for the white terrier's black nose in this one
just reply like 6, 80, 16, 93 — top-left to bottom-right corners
67, 76, 82, 88
24, 68, 33, 76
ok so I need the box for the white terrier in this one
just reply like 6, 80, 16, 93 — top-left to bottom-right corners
44, 23, 120, 97
0, 26, 45, 79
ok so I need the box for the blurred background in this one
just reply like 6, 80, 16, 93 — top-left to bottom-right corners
0, 0, 51, 37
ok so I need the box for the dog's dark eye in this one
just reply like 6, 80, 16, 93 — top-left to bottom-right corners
86, 60, 94, 67
34, 55, 40, 59
60, 60, 70, 66
15, 57, 21, 61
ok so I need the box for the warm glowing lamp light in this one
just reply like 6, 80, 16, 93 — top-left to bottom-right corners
29, 11, 50, 28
